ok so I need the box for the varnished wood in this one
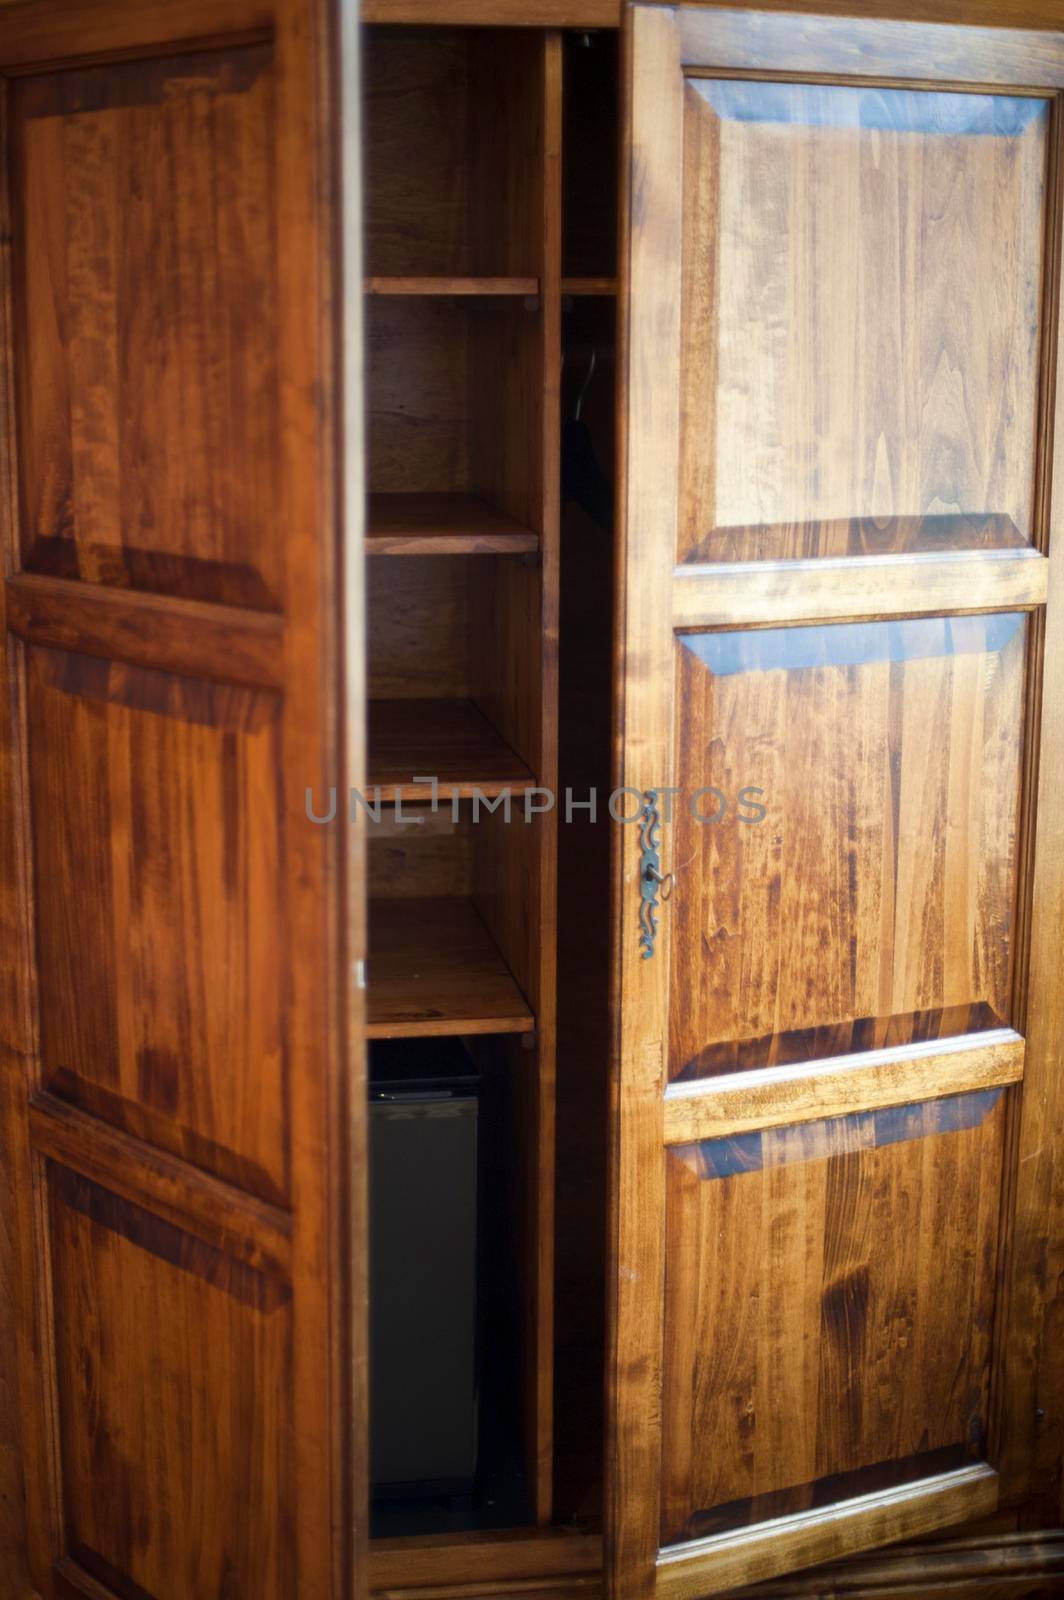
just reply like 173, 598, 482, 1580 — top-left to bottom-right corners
365, 276, 540, 296
670, 553, 1049, 628
655, 1466, 1000, 1600
668, 616, 1025, 1086
367, 493, 539, 556
676, 71, 1048, 565
605, 9, 683, 1598
609, 6, 1064, 1597
366, 895, 534, 1037
28, 1091, 292, 1280
369, 1529, 602, 1588
368, 696, 535, 799
662, 1030, 1024, 1145
48, 1161, 294, 1597
993, 97, 1064, 1515
675, 9, 1064, 86
661, 1093, 1006, 1547
0, 0, 361, 1592
0, 0, 271, 68
359, 0, 1064, 27
5, 572, 285, 690
363, 1526, 1064, 1599
11, 47, 282, 611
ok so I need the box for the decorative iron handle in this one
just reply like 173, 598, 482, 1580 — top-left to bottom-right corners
638, 790, 674, 959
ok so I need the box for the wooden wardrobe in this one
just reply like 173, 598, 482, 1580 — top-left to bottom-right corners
3, 0, 1064, 1596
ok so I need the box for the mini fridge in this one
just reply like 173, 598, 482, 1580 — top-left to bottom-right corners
369, 1039, 480, 1501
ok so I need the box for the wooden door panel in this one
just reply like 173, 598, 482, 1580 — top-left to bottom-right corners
678, 80, 1049, 563
610, 10, 1064, 1597
0, 1, 362, 1594
669, 614, 1025, 1083
49, 1162, 292, 1599
11, 47, 279, 608
660, 1088, 1005, 1545
27, 647, 286, 1202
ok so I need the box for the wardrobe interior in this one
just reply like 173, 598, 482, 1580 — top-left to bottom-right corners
362, 24, 618, 1540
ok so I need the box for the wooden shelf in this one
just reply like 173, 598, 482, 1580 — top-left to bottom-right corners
365, 276, 540, 297
367, 493, 539, 557
367, 896, 534, 1038
368, 698, 535, 801
561, 276, 617, 296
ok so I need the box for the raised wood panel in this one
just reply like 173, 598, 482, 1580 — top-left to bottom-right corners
663, 1029, 1024, 1144
660, 1090, 1006, 1546
11, 47, 280, 609
48, 1162, 292, 1599
678, 81, 1049, 563
669, 615, 1026, 1084
26, 646, 286, 1203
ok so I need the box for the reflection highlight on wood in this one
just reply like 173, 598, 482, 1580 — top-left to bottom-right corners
367, 896, 534, 1038
655, 1465, 999, 1600
663, 1029, 1023, 1145
670, 550, 1048, 628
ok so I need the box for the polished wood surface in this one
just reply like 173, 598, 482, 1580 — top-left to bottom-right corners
668, 615, 1025, 1085
368, 696, 535, 800
366, 276, 539, 295
359, 0, 1064, 28
662, 1029, 1024, 1144
13, 48, 280, 610
27, 646, 286, 1201
367, 493, 539, 556
367, 895, 534, 1036
657, 1467, 1000, 1600
608, 7, 1064, 1597
661, 1091, 1006, 1543
49, 1163, 293, 1597
605, 9, 683, 1598
0, 0, 361, 1592
678, 78, 1047, 564
670, 550, 1049, 628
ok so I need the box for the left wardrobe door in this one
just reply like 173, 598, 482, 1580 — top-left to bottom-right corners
0, 0, 367, 1595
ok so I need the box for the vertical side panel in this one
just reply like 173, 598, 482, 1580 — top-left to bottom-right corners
606, 8, 682, 1599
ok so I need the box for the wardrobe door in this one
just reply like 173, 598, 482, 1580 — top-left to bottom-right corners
0, 1, 366, 1596
607, 10, 1064, 1598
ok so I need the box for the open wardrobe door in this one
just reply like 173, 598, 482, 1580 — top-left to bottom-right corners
0, 0, 367, 1595
607, 8, 1064, 1598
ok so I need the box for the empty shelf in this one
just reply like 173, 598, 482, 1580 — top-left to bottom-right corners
367, 494, 539, 556
365, 275, 539, 296
561, 276, 617, 296
367, 896, 534, 1038
368, 699, 535, 802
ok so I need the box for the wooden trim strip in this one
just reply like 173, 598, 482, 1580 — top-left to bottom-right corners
369, 1531, 602, 1590
655, 1464, 1000, 1600
663, 1029, 1025, 1145
0, 0, 272, 69
605, 7, 684, 1597
365, 277, 539, 296
671, 551, 1049, 630
5, 573, 285, 691
675, 9, 1064, 89
28, 1091, 292, 1281
361, 0, 616, 25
